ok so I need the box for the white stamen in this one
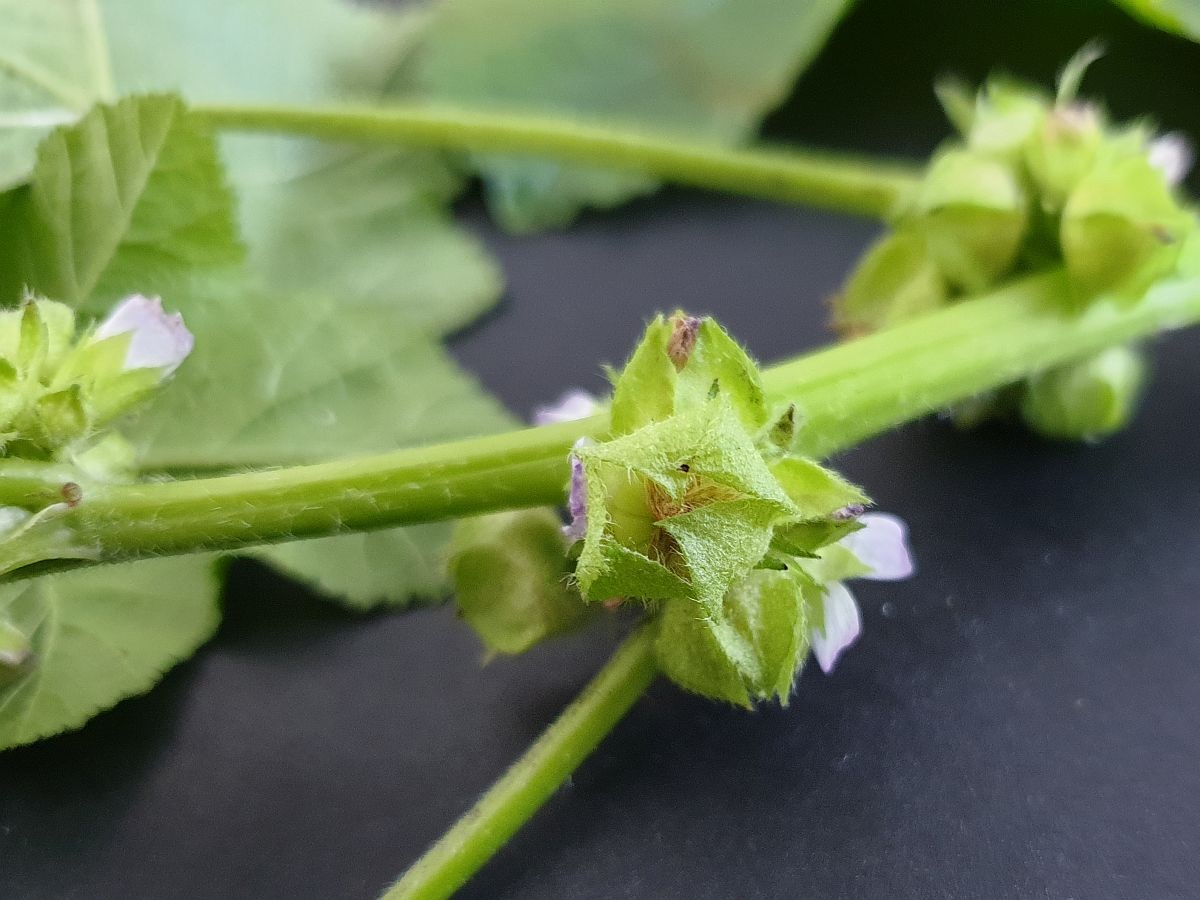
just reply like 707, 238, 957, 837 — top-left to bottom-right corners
1148, 133, 1193, 187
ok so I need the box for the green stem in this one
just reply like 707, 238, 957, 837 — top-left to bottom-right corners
383, 624, 659, 900
4, 268, 1200, 578
192, 102, 918, 219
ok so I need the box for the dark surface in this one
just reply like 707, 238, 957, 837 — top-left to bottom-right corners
4, 2, 1200, 898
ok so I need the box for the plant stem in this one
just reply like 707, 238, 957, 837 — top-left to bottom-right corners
382, 623, 659, 900
4, 268, 1200, 578
192, 102, 919, 219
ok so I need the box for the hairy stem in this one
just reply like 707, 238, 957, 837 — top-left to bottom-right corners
3, 268, 1199, 578
382, 624, 659, 900
192, 102, 918, 219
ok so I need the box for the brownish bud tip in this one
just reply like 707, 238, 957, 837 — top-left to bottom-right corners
667, 315, 702, 371
60, 482, 82, 507
832, 503, 866, 522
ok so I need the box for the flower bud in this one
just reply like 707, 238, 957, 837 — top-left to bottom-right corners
964, 78, 1047, 160
0, 295, 194, 459
1060, 153, 1193, 300
831, 228, 948, 337
1024, 103, 1103, 211
450, 509, 592, 656
1019, 345, 1146, 441
911, 149, 1028, 292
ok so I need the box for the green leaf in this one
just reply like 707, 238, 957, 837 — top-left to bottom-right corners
0, 555, 220, 749
100, 0, 499, 337
0, 0, 501, 337
0, 93, 242, 308
1112, 0, 1200, 39
414, 0, 855, 232
127, 275, 514, 469
0, 0, 113, 190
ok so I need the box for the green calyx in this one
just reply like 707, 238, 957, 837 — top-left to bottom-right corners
0, 296, 164, 463
450, 508, 593, 656
572, 313, 875, 705
832, 48, 1196, 440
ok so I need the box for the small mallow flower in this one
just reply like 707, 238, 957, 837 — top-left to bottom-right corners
811, 513, 915, 674
93, 294, 193, 375
533, 389, 597, 425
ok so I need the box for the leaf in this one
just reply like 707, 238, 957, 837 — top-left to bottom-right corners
0, 93, 242, 308
0, 0, 113, 189
123, 272, 515, 610
0, 0, 501, 337
100, 0, 499, 337
1112, 0, 1200, 39
413, 0, 855, 231
0, 555, 220, 749
126, 275, 514, 469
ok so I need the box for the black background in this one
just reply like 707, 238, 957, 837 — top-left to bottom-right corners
4, 1, 1200, 897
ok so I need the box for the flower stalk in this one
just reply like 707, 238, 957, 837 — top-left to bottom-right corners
192, 102, 919, 219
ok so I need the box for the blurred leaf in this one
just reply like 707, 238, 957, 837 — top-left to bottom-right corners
414, 0, 855, 231
0, 0, 501, 336
0, 556, 220, 749
1113, 0, 1200, 39
0, 0, 112, 190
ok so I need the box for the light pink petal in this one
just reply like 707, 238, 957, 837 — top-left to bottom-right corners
811, 581, 861, 674
563, 438, 591, 543
841, 512, 915, 581
533, 389, 597, 425
1148, 133, 1192, 187
94, 294, 193, 375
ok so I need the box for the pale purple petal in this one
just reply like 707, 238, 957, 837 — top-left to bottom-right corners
563, 438, 590, 543
533, 390, 597, 425
840, 512, 915, 581
811, 581, 861, 674
1148, 133, 1192, 187
94, 295, 194, 375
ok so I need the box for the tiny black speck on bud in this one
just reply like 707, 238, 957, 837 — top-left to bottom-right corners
832, 503, 866, 521
60, 482, 82, 507
667, 314, 702, 371
679, 463, 690, 472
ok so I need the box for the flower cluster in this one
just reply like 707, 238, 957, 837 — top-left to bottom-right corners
831, 48, 1196, 440
0, 294, 192, 462
451, 314, 914, 704
566, 313, 912, 704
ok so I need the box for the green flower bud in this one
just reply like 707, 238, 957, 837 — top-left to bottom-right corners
0, 294, 193, 459
911, 149, 1029, 292
831, 228, 948, 337
450, 509, 592, 656
1019, 345, 1146, 441
964, 78, 1048, 160
1060, 152, 1193, 301
1025, 103, 1104, 211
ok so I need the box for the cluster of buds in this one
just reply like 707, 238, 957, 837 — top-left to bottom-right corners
832, 48, 1196, 440
0, 294, 192, 461
453, 313, 913, 705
